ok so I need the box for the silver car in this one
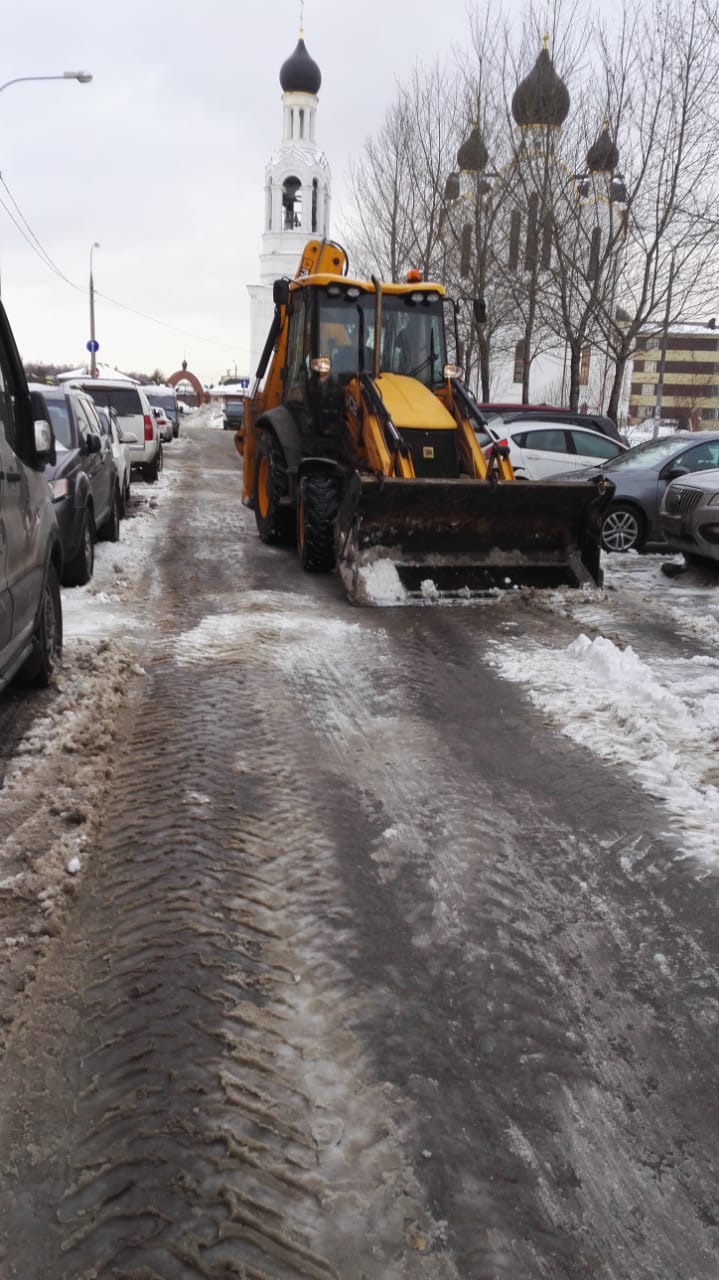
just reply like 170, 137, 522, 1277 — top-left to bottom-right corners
659, 468, 719, 566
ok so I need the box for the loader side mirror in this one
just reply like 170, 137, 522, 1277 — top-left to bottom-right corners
273, 278, 290, 307
473, 297, 487, 324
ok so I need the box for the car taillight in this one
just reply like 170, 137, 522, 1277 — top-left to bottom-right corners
144, 414, 153, 441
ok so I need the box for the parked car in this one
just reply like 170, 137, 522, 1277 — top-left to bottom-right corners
151, 404, 173, 443
145, 385, 180, 438
66, 378, 161, 482
96, 405, 134, 516
659, 467, 719, 567
223, 400, 244, 432
0, 304, 63, 693
547, 432, 719, 552
476, 418, 626, 480
35, 384, 121, 586
479, 403, 627, 445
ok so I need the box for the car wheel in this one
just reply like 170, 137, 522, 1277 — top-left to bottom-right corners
64, 509, 95, 586
601, 502, 645, 553
298, 473, 338, 572
144, 449, 161, 484
99, 486, 121, 542
21, 563, 63, 687
254, 430, 295, 546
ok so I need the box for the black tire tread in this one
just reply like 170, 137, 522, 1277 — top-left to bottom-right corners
299, 473, 338, 572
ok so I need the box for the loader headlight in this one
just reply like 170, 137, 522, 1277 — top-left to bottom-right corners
444, 363, 463, 380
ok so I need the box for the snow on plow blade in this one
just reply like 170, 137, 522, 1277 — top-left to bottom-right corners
336, 473, 613, 603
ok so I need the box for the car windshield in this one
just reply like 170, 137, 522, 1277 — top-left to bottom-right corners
45, 399, 73, 450
602, 435, 704, 471
318, 289, 447, 387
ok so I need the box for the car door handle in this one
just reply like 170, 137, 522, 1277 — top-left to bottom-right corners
4, 470, 21, 482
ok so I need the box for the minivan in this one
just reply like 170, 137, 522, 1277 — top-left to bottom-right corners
0, 305, 63, 692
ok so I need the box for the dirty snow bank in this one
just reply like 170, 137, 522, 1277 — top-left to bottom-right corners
488, 631, 719, 868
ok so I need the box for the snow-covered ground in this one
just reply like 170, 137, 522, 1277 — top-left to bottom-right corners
1, 420, 718, 968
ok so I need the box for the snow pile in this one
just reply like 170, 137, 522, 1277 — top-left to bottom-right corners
338, 556, 408, 606
488, 632, 719, 867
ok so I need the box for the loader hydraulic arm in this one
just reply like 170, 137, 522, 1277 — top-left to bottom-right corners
448, 379, 514, 481
359, 372, 415, 479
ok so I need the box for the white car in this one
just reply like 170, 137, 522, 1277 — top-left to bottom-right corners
151, 404, 173, 443
96, 405, 134, 515
479, 417, 626, 479
66, 378, 162, 483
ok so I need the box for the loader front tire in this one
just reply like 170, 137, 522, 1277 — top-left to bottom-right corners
298, 472, 339, 573
255, 430, 295, 546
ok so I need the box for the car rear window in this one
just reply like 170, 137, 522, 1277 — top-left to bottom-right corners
146, 392, 176, 414
45, 399, 73, 449
82, 386, 142, 417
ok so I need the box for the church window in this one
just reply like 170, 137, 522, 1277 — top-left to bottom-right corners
513, 340, 524, 384
525, 193, 539, 272
283, 176, 302, 229
299, 109, 305, 139
588, 227, 601, 281
580, 345, 591, 384
460, 224, 472, 278
541, 214, 552, 269
312, 179, 318, 233
509, 211, 521, 271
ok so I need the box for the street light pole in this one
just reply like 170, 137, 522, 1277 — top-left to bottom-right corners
89, 242, 100, 377
654, 250, 676, 437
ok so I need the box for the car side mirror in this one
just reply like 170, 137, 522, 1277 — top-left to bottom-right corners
663, 464, 690, 481
85, 434, 101, 454
273, 278, 290, 307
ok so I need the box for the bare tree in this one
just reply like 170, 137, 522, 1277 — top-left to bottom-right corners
346, 62, 462, 283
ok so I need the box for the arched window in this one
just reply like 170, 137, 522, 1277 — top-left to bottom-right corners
312, 178, 318, 232
283, 176, 302, 229
299, 108, 305, 139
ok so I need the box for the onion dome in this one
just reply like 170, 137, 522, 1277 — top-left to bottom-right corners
511, 44, 570, 128
457, 125, 488, 173
587, 126, 619, 172
279, 36, 322, 95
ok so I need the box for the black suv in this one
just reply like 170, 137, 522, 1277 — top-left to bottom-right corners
0, 306, 63, 693
35, 383, 121, 587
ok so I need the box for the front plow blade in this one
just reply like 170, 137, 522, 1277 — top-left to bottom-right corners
335, 474, 612, 603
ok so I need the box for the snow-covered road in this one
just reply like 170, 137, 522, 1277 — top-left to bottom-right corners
0, 410, 717, 1279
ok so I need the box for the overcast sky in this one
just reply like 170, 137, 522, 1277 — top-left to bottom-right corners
0, 0, 502, 385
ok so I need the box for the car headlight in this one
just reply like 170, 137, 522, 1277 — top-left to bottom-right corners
49, 478, 70, 500
707, 492, 719, 507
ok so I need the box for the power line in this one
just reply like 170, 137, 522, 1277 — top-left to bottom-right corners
0, 172, 245, 353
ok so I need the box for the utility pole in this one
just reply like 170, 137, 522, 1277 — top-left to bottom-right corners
654, 250, 676, 437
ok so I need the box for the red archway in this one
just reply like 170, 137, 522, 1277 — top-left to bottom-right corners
167, 361, 207, 405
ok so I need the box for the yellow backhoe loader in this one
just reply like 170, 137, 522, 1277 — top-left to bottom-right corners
239, 239, 612, 603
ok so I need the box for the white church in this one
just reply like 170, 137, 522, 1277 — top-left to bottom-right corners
247, 28, 331, 378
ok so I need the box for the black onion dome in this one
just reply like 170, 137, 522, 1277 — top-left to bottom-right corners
511, 47, 570, 128
587, 126, 619, 172
279, 37, 322, 94
457, 125, 488, 173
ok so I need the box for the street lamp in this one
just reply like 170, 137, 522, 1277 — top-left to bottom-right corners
0, 71, 93, 95
89, 243, 100, 377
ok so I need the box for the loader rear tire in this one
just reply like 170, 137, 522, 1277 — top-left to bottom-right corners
298, 472, 339, 573
255, 430, 295, 546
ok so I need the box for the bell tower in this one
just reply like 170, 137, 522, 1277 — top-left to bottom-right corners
247, 24, 331, 378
